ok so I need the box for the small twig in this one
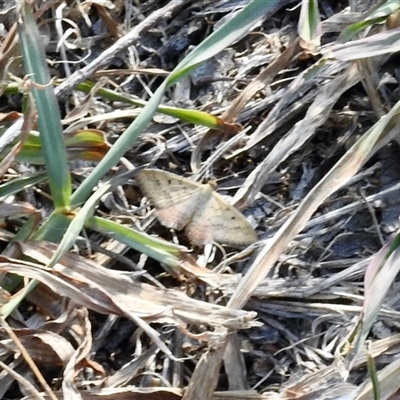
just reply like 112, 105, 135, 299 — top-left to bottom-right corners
360, 188, 385, 246
0, 317, 59, 400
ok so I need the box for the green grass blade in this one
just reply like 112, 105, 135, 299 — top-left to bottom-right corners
167, 0, 281, 85
0, 172, 47, 199
17, 4, 71, 210
339, 0, 399, 42
74, 83, 238, 132
366, 343, 380, 400
86, 216, 183, 270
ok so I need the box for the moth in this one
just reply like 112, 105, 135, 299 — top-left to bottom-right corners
136, 169, 257, 247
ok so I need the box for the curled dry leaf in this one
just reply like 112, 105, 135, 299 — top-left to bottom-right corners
1, 331, 75, 366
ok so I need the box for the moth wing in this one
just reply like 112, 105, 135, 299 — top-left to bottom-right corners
185, 190, 257, 247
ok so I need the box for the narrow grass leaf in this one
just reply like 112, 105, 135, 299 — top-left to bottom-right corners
366, 344, 380, 400
86, 216, 183, 270
355, 356, 400, 399
0, 172, 46, 199
17, 4, 71, 210
16, 129, 109, 164
75, 83, 240, 132
339, 0, 400, 42
167, 0, 281, 86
